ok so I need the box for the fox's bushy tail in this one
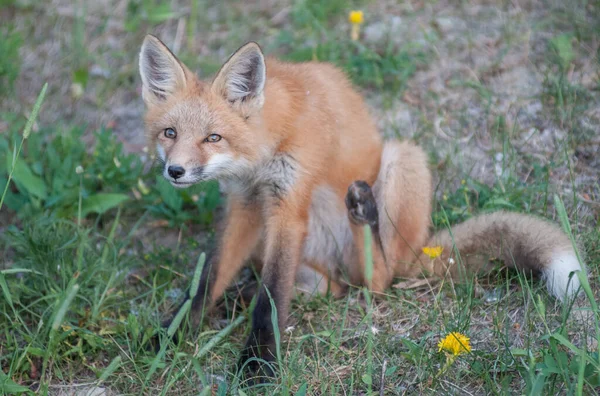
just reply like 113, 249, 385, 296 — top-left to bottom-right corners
414, 211, 585, 301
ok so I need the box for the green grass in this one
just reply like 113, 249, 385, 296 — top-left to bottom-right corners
1, 0, 599, 394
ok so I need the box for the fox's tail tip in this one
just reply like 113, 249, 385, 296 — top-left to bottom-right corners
543, 250, 586, 302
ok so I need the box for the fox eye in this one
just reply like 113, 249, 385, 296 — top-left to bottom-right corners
205, 134, 222, 143
164, 128, 177, 139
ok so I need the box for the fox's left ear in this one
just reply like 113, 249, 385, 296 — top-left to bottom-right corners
212, 42, 266, 113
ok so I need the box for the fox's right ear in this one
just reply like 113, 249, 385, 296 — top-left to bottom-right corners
139, 35, 187, 106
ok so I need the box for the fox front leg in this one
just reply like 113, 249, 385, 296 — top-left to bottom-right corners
237, 195, 309, 382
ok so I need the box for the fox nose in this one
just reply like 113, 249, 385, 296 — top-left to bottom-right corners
167, 165, 186, 179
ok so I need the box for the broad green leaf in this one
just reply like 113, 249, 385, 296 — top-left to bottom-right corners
80, 193, 129, 217
155, 176, 183, 212
6, 155, 47, 199
361, 373, 372, 385
0, 371, 32, 394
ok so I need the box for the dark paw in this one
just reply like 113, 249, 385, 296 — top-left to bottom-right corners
237, 340, 277, 385
345, 181, 378, 226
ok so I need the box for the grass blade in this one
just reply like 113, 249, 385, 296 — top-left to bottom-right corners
363, 224, 373, 286
189, 252, 206, 299
97, 355, 122, 384
167, 299, 191, 338
0, 272, 14, 311
52, 284, 80, 331
195, 315, 246, 360
265, 286, 282, 365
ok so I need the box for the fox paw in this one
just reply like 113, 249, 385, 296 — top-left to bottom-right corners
237, 342, 276, 385
345, 181, 378, 226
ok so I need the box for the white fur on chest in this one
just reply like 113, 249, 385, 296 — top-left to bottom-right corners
303, 185, 352, 269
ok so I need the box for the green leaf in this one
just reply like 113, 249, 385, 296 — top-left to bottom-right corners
25, 347, 45, 357
542, 354, 560, 374
0, 374, 32, 394
294, 383, 308, 396
530, 373, 547, 396
155, 176, 183, 212
7, 155, 47, 199
52, 284, 79, 331
482, 198, 516, 210
361, 373, 372, 385
550, 34, 575, 70
510, 348, 530, 357
72, 68, 89, 88
80, 193, 129, 217
98, 356, 121, 383
385, 365, 397, 376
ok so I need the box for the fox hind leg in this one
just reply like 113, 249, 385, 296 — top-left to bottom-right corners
345, 180, 392, 292
371, 141, 432, 278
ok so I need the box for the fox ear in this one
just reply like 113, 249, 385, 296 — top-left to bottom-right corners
212, 42, 266, 110
139, 35, 187, 106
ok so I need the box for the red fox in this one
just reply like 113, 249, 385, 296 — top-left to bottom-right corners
138, 35, 585, 378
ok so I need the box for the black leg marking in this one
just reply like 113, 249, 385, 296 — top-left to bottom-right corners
345, 181, 386, 259
237, 286, 278, 383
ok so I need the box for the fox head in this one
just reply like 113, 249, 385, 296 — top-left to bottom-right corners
139, 35, 270, 188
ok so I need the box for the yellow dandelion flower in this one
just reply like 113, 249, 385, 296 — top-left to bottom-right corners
348, 10, 364, 41
438, 332, 471, 356
422, 246, 443, 259
348, 10, 364, 25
